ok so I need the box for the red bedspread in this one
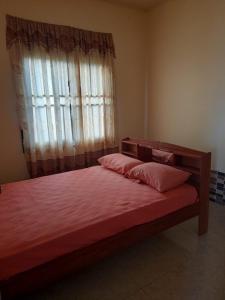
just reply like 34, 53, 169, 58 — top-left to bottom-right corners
0, 166, 198, 280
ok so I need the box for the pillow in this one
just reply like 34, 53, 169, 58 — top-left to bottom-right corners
98, 153, 143, 175
126, 162, 191, 192
152, 149, 175, 165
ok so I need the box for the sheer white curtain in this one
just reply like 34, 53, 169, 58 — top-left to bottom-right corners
68, 51, 116, 153
22, 50, 75, 159
7, 15, 117, 177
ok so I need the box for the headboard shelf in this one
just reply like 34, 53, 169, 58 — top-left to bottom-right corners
121, 137, 211, 196
122, 150, 137, 158
122, 137, 206, 159
121, 138, 138, 158
175, 165, 200, 176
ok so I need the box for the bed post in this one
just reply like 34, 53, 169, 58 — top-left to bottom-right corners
198, 152, 211, 235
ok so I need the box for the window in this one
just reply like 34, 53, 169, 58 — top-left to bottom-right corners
23, 54, 114, 150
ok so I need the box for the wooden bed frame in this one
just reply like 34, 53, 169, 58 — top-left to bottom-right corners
0, 138, 211, 299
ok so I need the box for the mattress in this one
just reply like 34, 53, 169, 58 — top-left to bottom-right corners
0, 166, 198, 280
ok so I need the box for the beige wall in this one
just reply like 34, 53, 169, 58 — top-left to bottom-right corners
2, 0, 225, 183
146, 0, 225, 172
0, 0, 146, 183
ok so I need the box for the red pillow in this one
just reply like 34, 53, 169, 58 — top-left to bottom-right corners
126, 162, 191, 192
98, 153, 143, 175
152, 149, 175, 165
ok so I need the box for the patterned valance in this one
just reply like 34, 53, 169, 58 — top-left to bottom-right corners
6, 15, 116, 57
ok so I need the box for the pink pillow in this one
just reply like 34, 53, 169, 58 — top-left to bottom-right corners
152, 149, 175, 165
126, 162, 191, 192
98, 153, 143, 175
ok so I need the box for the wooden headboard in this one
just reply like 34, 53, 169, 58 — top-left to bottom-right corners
121, 137, 211, 234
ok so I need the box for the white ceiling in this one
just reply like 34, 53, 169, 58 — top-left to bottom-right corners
102, 0, 166, 10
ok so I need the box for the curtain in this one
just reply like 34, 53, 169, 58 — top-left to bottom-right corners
6, 15, 117, 177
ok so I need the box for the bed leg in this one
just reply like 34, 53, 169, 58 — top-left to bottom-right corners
198, 152, 211, 236
198, 212, 208, 235
198, 185, 209, 236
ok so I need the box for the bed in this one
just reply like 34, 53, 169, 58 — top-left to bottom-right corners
0, 138, 211, 299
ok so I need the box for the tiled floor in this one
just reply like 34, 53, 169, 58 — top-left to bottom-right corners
22, 202, 225, 300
